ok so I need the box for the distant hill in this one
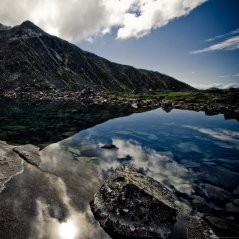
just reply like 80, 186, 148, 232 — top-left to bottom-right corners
0, 21, 193, 93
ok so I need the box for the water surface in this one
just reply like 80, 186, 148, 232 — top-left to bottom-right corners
1, 107, 239, 238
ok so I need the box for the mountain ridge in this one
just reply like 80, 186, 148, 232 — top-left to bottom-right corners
0, 20, 194, 93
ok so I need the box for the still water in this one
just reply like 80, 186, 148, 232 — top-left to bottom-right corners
0, 107, 239, 238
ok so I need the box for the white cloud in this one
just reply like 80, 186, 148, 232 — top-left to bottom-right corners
114, 0, 208, 39
191, 82, 239, 90
206, 28, 239, 42
0, 0, 207, 42
217, 75, 231, 78
191, 35, 239, 54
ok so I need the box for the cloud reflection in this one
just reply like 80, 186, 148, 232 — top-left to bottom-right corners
183, 125, 239, 149
36, 136, 195, 239
50, 137, 194, 195
112, 139, 194, 195
31, 177, 109, 239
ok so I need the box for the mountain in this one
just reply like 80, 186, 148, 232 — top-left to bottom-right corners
0, 21, 193, 93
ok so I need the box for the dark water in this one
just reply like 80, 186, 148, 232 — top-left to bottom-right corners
0, 99, 134, 147
0, 104, 239, 238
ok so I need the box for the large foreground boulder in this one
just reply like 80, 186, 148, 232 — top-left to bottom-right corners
90, 164, 178, 239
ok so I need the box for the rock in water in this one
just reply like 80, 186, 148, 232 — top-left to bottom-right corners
100, 144, 118, 150
171, 215, 219, 239
90, 164, 178, 239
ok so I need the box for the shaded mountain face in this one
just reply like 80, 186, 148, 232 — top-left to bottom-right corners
0, 21, 193, 93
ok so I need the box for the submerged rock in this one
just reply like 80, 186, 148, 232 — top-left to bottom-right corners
225, 199, 239, 214
172, 215, 218, 239
90, 164, 178, 239
100, 144, 118, 150
205, 216, 239, 237
196, 183, 233, 205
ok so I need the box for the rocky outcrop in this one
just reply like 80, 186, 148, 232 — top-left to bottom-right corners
0, 141, 41, 191
90, 164, 178, 239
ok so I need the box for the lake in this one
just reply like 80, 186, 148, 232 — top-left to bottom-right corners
0, 104, 238, 238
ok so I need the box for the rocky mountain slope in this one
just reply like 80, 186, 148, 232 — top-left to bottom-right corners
0, 21, 193, 93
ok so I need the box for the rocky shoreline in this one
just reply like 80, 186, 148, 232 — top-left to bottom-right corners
2, 89, 239, 120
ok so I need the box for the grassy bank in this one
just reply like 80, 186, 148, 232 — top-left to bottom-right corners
106, 90, 239, 106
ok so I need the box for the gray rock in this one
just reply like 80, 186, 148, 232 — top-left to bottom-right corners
199, 164, 239, 191
191, 195, 220, 214
197, 183, 233, 204
161, 100, 173, 112
205, 216, 239, 237
162, 100, 173, 107
171, 215, 218, 239
225, 199, 239, 214
0, 141, 41, 192
13, 144, 41, 167
0, 141, 23, 192
90, 164, 178, 239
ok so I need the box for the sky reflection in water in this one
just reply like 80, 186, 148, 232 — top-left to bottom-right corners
38, 108, 239, 238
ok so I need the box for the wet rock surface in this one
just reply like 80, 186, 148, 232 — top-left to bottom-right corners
172, 215, 218, 239
90, 164, 178, 239
0, 141, 23, 192
199, 164, 239, 191
13, 144, 41, 167
204, 216, 239, 237
0, 140, 109, 239
0, 141, 41, 191
90, 164, 221, 239
196, 183, 233, 205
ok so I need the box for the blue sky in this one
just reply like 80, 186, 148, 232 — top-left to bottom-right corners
1, 0, 239, 89
77, 0, 239, 89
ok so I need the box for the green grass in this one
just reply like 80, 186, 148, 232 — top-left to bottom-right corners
107, 91, 202, 100
56, 66, 64, 77
108, 89, 239, 108
105, 91, 234, 105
